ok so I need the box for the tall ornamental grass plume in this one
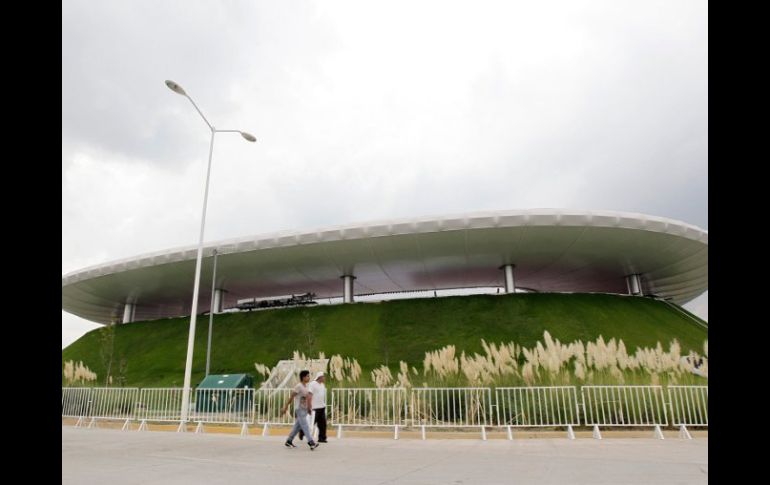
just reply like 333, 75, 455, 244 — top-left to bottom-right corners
409, 333, 708, 387
330, 354, 345, 381
286, 351, 327, 377
253, 351, 329, 386
63, 360, 97, 386
371, 365, 393, 388
248, 333, 707, 390
423, 345, 459, 378
396, 361, 412, 388
254, 363, 272, 379
326, 354, 361, 384
63, 360, 74, 383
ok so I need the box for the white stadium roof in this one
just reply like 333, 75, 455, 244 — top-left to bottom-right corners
62, 209, 708, 324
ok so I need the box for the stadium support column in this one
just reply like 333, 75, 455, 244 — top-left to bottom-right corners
625, 274, 642, 296
122, 302, 136, 324
212, 289, 224, 314
500, 264, 516, 294
342, 275, 356, 303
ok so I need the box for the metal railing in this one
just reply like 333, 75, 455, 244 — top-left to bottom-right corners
62, 384, 706, 440
410, 388, 493, 439
254, 388, 294, 435
136, 388, 188, 423
89, 388, 139, 419
668, 385, 708, 439
62, 388, 93, 424
581, 385, 668, 439
191, 388, 255, 423
189, 388, 254, 434
331, 388, 407, 439
495, 386, 580, 439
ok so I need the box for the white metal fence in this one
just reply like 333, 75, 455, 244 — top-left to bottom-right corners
89, 388, 139, 420
188, 388, 254, 434
255, 389, 293, 424
254, 388, 294, 435
331, 388, 407, 439
62, 388, 92, 421
63, 384, 706, 439
668, 385, 708, 439
581, 385, 668, 439
495, 386, 580, 439
136, 388, 188, 423
410, 388, 493, 439
190, 388, 255, 424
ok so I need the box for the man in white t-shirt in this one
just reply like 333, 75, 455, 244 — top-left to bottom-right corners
300, 371, 328, 443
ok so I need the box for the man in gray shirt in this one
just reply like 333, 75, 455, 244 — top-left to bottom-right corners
281, 370, 319, 450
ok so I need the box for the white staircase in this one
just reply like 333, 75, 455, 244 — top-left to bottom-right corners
261, 359, 329, 389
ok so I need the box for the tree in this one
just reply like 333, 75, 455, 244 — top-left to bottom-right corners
99, 321, 116, 386
302, 310, 317, 356
117, 354, 128, 387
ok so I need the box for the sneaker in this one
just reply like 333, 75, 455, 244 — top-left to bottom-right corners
318, 440, 328, 443
309, 442, 319, 450
284, 441, 296, 448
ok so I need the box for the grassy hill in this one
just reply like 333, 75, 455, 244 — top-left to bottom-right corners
62, 293, 708, 387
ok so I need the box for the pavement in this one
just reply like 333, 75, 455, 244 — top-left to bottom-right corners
62, 425, 708, 484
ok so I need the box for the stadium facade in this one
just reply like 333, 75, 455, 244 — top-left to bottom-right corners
62, 209, 708, 324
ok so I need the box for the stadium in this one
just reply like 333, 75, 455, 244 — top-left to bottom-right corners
62, 208, 707, 325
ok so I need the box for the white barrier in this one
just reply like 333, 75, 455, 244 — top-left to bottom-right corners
190, 388, 255, 434
255, 388, 294, 436
581, 386, 668, 439
62, 388, 93, 427
63, 384, 706, 441
410, 388, 493, 440
86, 388, 140, 429
668, 385, 708, 439
331, 388, 407, 439
495, 387, 580, 439
135, 388, 189, 430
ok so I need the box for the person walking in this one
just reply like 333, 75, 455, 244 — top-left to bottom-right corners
281, 370, 319, 450
300, 371, 328, 443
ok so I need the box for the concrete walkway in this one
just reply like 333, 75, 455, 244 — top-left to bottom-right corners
62, 426, 707, 485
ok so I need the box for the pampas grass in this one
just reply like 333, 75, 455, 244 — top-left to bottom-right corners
251, 332, 708, 389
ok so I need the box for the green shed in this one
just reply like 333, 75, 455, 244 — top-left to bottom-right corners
194, 374, 254, 413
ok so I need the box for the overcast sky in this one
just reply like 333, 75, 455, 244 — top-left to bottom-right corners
62, 0, 708, 348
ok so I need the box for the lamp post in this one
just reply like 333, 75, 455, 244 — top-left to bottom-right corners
165, 80, 256, 422
205, 248, 218, 377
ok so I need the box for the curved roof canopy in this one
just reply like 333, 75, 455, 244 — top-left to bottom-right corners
62, 209, 708, 324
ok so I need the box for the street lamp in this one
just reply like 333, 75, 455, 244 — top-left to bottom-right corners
205, 248, 218, 377
165, 79, 256, 422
